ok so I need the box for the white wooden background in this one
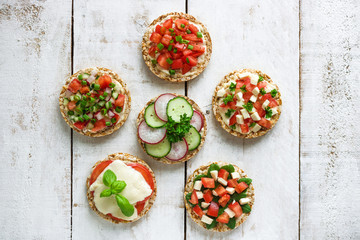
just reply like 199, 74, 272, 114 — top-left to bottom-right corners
0, 0, 359, 239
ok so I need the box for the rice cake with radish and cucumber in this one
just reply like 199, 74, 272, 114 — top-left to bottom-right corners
184, 162, 254, 232
137, 93, 206, 164
59, 67, 131, 137
86, 153, 156, 223
142, 12, 212, 82
213, 69, 282, 138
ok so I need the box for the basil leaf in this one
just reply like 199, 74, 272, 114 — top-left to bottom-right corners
218, 203, 229, 216
232, 190, 247, 201
103, 169, 116, 187
100, 189, 112, 198
238, 178, 252, 185
241, 204, 251, 213
220, 164, 235, 173
207, 164, 220, 176
206, 219, 217, 229
185, 192, 195, 207
115, 194, 135, 217
111, 180, 126, 193
226, 217, 236, 229
193, 174, 207, 183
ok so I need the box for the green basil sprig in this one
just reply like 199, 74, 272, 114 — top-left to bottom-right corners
226, 217, 236, 229
241, 204, 251, 213
220, 164, 235, 173
100, 169, 134, 217
237, 178, 252, 185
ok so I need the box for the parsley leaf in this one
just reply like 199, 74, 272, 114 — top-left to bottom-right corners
225, 109, 235, 118
165, 114, 191, 143
260, 88, 266, 95
223, 94, 234, 105
242, 102, 253, 112
240, 85, 247, 92
230, 124, 236, 130
265, 107, 273, 118
249, 122, 256, 127
229, 82, 236, 92
270, 89, 278, 97
258, 76, 264, 83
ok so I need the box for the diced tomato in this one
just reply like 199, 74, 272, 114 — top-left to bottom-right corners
236, 81, 244, 89
240, 124, 249, 133
244, 118, 254, 124
74, 121, 88, 130
155, 25, 162, 34
98, 74, 112, 89
170, 51, 183, 60
235, 182, 249, 193
214, 185, 227, 197
189, 190, 198, 205
161, 34, 172, 46
218, 194, 231, 207
229, 111, 239, 126
228, 101, 237, 110
201, 177, 215, 188
218, 169, 229, 180
183, 34, 202, 42
89, 160, 113, 185
192, 44, 205, 52
261, 93, 274, 102
188, 24, 199, 34
216, 212, 230, 224
228, 201, 243, 218
227, 179, 238, 188
191, 52, 203, 57
246, 83, 256, 92
185, 56, 197, 66
163, 19, 173, 29
91, 119, 107, 133
160, 26, 166, 35
148, 46, 156, 58
243, 92, 253, 102
68, 79, 82, 93
254, 101, 265, 118
258, 81, 267, 89
175, 19, 189, 31
150, 32, 162, 43
157, 54, 170, 70
182, 49, 193, 56
268, 100, 278, 108
207, 201, 219, 217
80, 86, 90, 94
115, 94, 125, 107
171, 59, 183, 69
182, 63, 192, 74
203, 189, 213, 203
192, 205, 204, 217
67, 101, 77, 110
173, 28, 185, 37
174, 43, 185, 51
258, 118, 271, 128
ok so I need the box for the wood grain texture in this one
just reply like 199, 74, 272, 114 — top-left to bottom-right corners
0, 0, 72, 239
186, 0, 299, 239
300, 0, 360, 239
71, 1, 187, 240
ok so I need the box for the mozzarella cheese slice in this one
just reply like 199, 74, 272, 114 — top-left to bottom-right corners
262, 99, 270, 109
251, 112, 261, 121
201, 215, 213, 224
201, 202, 210, 208
218, 177, 228, 186
252, 123, 262, 133
231, 172, 240, 179
194, 181, 202, 191
217, 88, 226, 97
240, 197, 251, 205
236, 115, 244, 124
240, 109, 250, 119
224, 208, 236, 218
210, 170, 218, 180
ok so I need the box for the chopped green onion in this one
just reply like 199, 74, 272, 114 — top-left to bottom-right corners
171, 32, 176, 36
74, 95, 81, 101
83, 114, 90, 121
75, 107, 83, 114
86, 92, 91, 96
81, 80, 87, 85
188, 45, 194, 50
101, 108, 107, 115
99, 95, 105, 101
166, 58, 173, 64
173, 48, 178, 53
112, 92, 119, 100
105, 101, 112, 109
109, 82, 115, 88
78, 73, 89, 80
197, 32, 203, 38
186, 29, 191, 34
111, 118, 117, 124
186, 57, 190, 64
91, 106, 98, 112
115, 106, 122, 113
151, 59, 157, 65
90, 97, 95, 102
180, 24, 185, 28
175, 35, 183, 43
67, 110, 74, 116
95, 75, 100, 80
183, 40, 189, 44
91, 119, 96, 124
170, 40, 174, 44
106, 121, 111, 126
169, 28, 174, 32
103, 92, 108, 97
78, 116, 84, 122
155, 50, 158, 54
94, 84, 100, 91
157, 43, 164, 50
80, 101, 87, 108
168, 45, 173, 51
98, 101, 105, 107
169, 70, 175, 75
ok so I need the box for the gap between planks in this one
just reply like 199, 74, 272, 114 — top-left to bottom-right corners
298, 0, 301, 239
70, 0, 74, 239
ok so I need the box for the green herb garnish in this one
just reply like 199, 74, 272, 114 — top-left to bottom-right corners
241, 204, 251, 213
187, 45, 194, 50
151, 59, 157, 65
197, 32, 203, 38
258, 76, 264, 83
265, 106, 273, 118
240, 84, 247, 92
229, 124, 236, 130
165, 114, 191, 143
229, 82, 236, 92
225, 109, 235, 118
249, 122, 256, 128
260, 88, 266, 95
220, 164, 235, 173
223, 94, 234, 105
206, 219, 217, 229
186, 29, 191, 34
207, 164, 220, 176
166, 58, 173, 64
242, 102, 253, 112
270, 89, 278, 97
226, 218, 236, 229
238, 178, 252, 185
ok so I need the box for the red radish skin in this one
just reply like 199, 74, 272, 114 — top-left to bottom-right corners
166, 138, 189, 161
190, 110, 204, 132
138, 120, 167, 144
154, 93, 176, 121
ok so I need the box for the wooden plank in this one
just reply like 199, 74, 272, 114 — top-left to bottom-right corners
187, 0, 299, 239
300, 0, 360, 239
71, 1, 187, 239
0, 0, 72, 239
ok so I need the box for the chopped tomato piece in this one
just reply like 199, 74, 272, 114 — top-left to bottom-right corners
214, 185, 227, 197
201, 177, 215, 188
98, 74, 112, 89
193, 205, 204, 217
171, 59, 183, 69
218, 169, 229, 180
182, 63, 192, 74
115, 94, 125, 107
184, 56, 197, 66
174, 43, 185, 51
161, 34, 172, 46
191, 52, 203, 57
268, 100, 278, 108
150, 32, 162, 43
240, 124, 249, 133
216, 212, 230, 224
207, 201, 219, 217
218, 194, 231, 207
182, 49, 193, 56
192, 44, 205, 52
160, 26, 166, 35
258, 81, 267, 89
235, 182, 249, 193
203, 189, 213, 203
228, 201, 243, 218
188, 24, 199, 34
89, 160, 113, 185
80, 86, 90, 94
258, 118, 271, 128
113, 113, 120, 123
228, 101, 237, 110
155, 25, 162, 34
227, 179, 239, 188
74, 121, 88, 130
163, 19, 173, 29
254, 101, 265, 118
157, 54, 170, 70
68, 79, 82, 93
189, 190, 198, 205
261, 93, 274, 102
135, 201, 146, 214
91, 119, 107, 133
148, 46, 156, 58
183, 34, 202, 42
175, 19, 189, 31
229, 111, 239, 126
67, 101, 77, 111
243, 92, 253, 102
244, 118, 254, 124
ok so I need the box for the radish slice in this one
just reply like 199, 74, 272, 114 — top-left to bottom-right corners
154, 93, 176, 121
166, 138, 189, 161
138, 120, 167, 144
190, 110, 204, 132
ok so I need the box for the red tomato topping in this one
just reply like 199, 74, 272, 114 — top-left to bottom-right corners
98, 74, 112, 89
150, 32, 162, 43
201, 177, 215, 188
182, 63, 192, 74
218, 194, 231, 207
216, 212, 230, 224
258, 118, 271, 128
189, 190, 198, 205
254, 101, 265, 118
135, 201, 146, 215
185, 56, 197, 66
161, 34, 172, 46
148, 46, 156, 58
203, 189, 213, 203
174, 43, 185, 51
240, 124, 249, 133
74, 121, 88, 130
183, 34, 202, 42
192, 205, 204, 217
207, 201, 219, 217
171, 59, 183, 69
68, 79, 82, 93
218, 169, 229, 180
243, 92, 253, 102
268, 100, 278, 108
258, 81, 267, 89
235, 182, 249, 193
91, 119, 107, 133
229, 111, 239, 126
155, 25, 162, 34
182, 49, 193, 56
157, 54, 170, 70
89, 160, 113, 185
115, 94, 125, 107
188, 24, 199, 34
163, 19, 173, 29
227, 179, 238, 188
228, 201, 243, 218
68, 101, 77, 111
214, 185, 227, 197
80, 86, 90, 94
175, 19, 189, 31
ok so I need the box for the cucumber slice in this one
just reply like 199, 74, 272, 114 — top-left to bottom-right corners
145, 138, 171, 158
166, 97, 194, 122
184, 126, 201, 151
145, 103, 166, 128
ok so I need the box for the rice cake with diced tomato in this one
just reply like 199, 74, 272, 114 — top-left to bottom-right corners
184, 162, 255, 232
142, 12, 212, 82
59, 67, 131, 137
212, 69, 282, 138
